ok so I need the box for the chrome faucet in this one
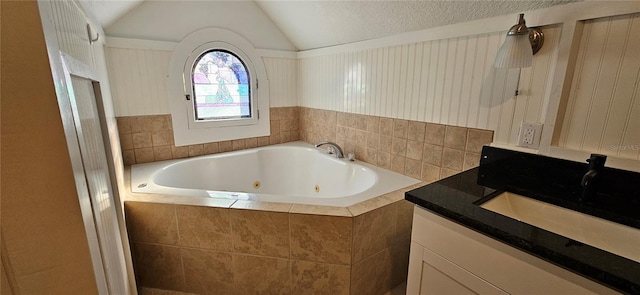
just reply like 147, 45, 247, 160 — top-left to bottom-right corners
580, 154, 607, 202
315, 141, 345, 158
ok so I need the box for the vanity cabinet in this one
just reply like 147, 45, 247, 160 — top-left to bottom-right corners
406, 206, 619, 295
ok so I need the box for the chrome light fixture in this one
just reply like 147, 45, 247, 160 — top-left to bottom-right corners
494, 14, 544, 68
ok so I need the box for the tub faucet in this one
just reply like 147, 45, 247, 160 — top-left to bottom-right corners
580, 154, 607, 202
315, 141, 344, 158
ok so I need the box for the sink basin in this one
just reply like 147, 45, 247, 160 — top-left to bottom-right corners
480, 191, 640, 263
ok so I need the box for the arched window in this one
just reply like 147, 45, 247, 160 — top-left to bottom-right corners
168, 28, 270, 146
190, 50, 252, 122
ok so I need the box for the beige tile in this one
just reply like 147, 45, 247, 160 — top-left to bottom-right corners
394, 201, 414, 242
351, 248, 393, 294
133, 243, 184, 291
291, 260, 350, 295
270, 119, 281, 134
153, 146, 173, 161
233, 254, 290, 294
421, 162, 441, 183
442, 148, 464, 170
140, 287, 197, 295
123, 149, 136, 166
232, 139, 245, 151
188, 144, 204, 157
290, 214, 352, 265
355, 114, 367, 130
120, 133, 134, 150
280, 118, 292, 131
390, 239, 412, 287
281, 131, 292, 143
407, 121, 426, 142
347, 195, 395, 217
440, 167, 460, 178
147, 115, 172, 131
181, 248, 233, 294
444, 125, 467, 149
336, 126, 347, 141
203, 142, 219, 154
176, 206, 231, 251
463, 152, 481, 170
393, 119, 408, 139
133, 132, 153, 148
406, 140, 423, 160
218, 141, 233, 152
151, 130, 173, 146
352, 204, 396, 263
116, 116, 133, 134
270, 133, 281, 145
245, 137, 258, 149
391, 138, 407, 156
230, 209, 289, 258
291, 130, 300, 141
289, 204, 352, 217
391, 155, 405, 174
377, 152, 391, 170
366, 116, 380, 133
422, 143, 443, 165
378, 135, 392, 153
344, 113, 355, 128
231, 200, 292, 213
135, 148, 155, 163
424, 123, 445, 146
356, 130, 367, 147
366, 132, 380, 150
336, 112, 347, 126
270, 107, 283, 120
362, 148, 378, 165
379, 117, 393, 136
404, 159, 422, 179
171, 146, 189, 159
125, 202, 179, 245
257, 136, 270, 147
466, 129, 494, 152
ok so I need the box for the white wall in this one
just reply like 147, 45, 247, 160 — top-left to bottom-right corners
105, 0, 296, 51
558, 13, 640, 160
104, 1, 640, 169
298, 27, 560, 148
105, 45, 298, 116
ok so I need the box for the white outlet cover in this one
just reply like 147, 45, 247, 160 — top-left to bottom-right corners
517, 122, 543, 149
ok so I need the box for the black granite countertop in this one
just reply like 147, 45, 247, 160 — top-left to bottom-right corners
405, 146, 640, 294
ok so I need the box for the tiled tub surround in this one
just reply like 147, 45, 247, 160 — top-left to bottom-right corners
119, 106, 494, 294
117, 107, 300, 165
116, 106, 493, 178
124, 179, 425, 295
299, 107, 494, 182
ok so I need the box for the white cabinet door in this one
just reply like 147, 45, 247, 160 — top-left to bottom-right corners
408, 241, 507, 295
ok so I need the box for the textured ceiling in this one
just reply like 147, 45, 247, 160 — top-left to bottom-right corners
82, 0, 578, 51
255, 0, 578, 50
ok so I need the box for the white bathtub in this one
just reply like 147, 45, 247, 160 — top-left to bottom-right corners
131, 142, 419, 207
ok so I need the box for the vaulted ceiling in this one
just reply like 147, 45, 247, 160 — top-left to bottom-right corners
81, 0, 578, 51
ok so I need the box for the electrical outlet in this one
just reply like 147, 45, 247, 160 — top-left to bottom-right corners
517, 122, 543, 148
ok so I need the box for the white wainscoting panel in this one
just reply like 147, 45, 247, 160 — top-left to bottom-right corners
105, 47, 172, 116
106, 47, 298, 116
263, 57, 298, 107
559, 13, 640, 160
48, 0, 95, 68
298, 26, 561, 146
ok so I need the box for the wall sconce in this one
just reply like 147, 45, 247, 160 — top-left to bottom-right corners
494, 14, 544, 68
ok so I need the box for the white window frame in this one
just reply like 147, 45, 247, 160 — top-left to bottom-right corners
168, 28, 270, 146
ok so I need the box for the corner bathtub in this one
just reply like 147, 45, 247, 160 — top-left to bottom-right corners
131, 141, 419, 207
